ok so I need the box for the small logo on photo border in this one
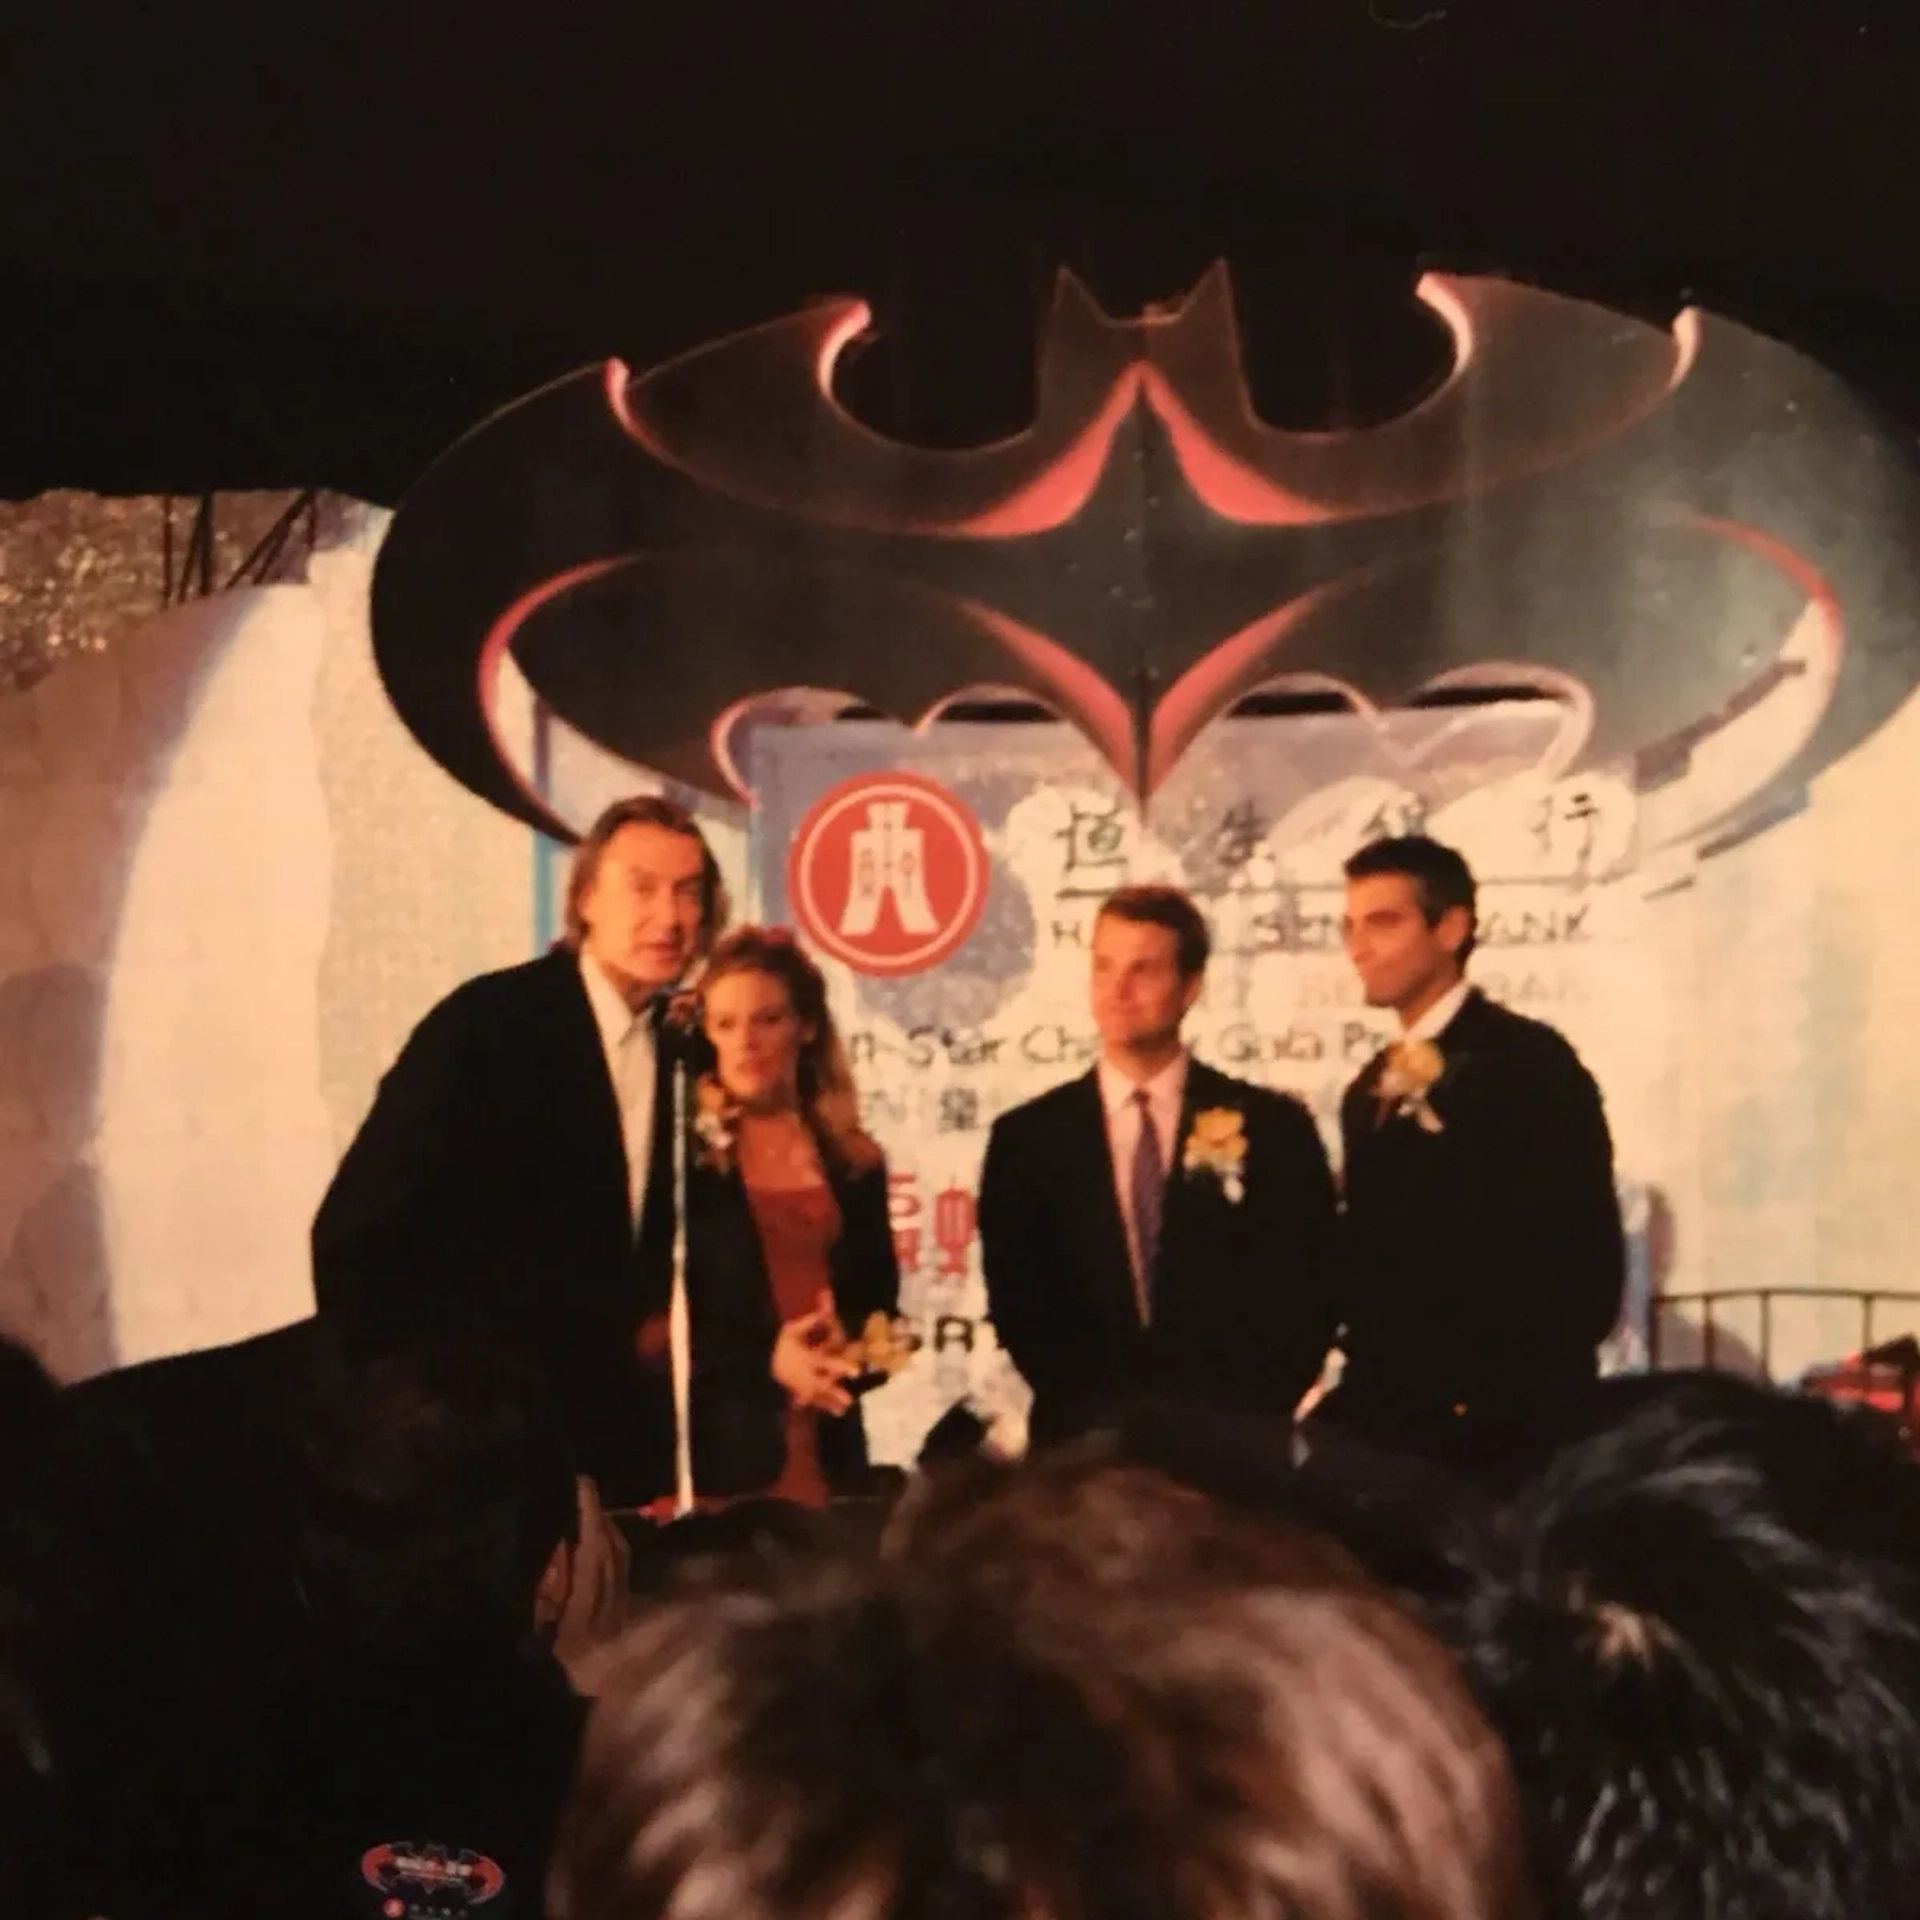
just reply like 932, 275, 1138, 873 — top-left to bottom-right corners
361, 1840, 506, 1917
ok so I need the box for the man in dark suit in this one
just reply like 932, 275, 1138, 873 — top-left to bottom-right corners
979, 885, 1339, 1447
1316, 836, 1625, 1487
311, 795, 726, 1505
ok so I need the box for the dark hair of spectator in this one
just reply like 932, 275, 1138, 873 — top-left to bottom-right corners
292, 1329, 577, 1661
553, 1456, 1534, 1920
1449, 1371, 1920, 1920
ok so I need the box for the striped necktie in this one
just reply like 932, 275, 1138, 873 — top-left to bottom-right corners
1129, 1087, 1166, 1316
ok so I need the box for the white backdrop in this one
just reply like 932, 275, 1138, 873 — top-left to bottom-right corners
4, 520, 1917, 1422
741, 713, 1655, 1462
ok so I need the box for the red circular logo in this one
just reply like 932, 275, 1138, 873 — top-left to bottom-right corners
788, 772, 989, 977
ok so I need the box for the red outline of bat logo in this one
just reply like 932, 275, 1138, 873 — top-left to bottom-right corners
371, 265, 1920, 845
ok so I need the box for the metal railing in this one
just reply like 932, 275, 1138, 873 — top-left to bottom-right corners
1649, 1288, 1920, 1377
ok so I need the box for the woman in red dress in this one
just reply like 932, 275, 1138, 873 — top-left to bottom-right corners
680, 928, 902, 1507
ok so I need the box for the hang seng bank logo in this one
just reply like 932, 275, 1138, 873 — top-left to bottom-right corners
789, 772, 989, 977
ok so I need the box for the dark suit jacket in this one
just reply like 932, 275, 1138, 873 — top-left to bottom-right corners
978, 1058, 1339, 1446
311, 948, 692, 1505
681, 1142, 900, 1498
1331, 988, 1625, 1444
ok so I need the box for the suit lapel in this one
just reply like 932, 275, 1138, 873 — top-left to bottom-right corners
543, 950, 638, 1247
1358, 985, 1484, 1145
1149, 1058, 1232, 1310
1435, 986, 1490, 1055
1159, 1060, 1209, 1231
1401, 987, 1485, 1123
1068, 1072, 1141, 1328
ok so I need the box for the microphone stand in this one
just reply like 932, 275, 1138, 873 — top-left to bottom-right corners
668, 1050, 695, 1518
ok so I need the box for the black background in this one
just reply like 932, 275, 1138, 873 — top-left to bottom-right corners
3, 0, 1916, 504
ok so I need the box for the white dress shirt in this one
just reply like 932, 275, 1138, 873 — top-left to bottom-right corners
579, 952, 657, 1232
1096, 1049, 1188, 1306
1404, 977, 1472, 1044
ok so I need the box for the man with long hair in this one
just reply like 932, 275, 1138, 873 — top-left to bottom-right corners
313, 795, 727, 1504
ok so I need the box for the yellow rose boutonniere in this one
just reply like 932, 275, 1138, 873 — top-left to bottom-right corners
1378, 1038, 1446, 1134
1182, 1107, 1248, 1204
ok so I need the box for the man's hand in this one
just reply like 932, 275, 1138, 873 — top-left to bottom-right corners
552, 1475, 634, 1695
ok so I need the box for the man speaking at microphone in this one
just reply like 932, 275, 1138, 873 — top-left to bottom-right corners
312, 796, 725, 1507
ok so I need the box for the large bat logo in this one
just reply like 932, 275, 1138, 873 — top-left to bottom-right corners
372, 265, 1920, 843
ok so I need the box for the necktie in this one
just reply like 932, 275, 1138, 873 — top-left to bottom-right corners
645, 990, 674, 1052
1129, 1087, 1166, 1315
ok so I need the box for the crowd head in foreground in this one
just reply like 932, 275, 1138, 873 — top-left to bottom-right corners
552, 1451, 1535, 1920
10, 1341, 1920, 1920
553, 1371, 1920, 1920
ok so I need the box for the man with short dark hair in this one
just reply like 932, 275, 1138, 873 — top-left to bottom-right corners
313, 794, 726, 1503
1317, 835, 1624, 1484
979, 884, 1338, 1446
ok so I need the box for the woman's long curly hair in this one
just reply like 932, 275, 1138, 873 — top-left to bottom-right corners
697, 927, 881, 1174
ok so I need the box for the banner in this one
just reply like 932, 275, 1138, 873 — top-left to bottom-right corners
748, 707, 1657, 1463
9, 261, 1918, 1399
